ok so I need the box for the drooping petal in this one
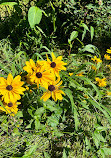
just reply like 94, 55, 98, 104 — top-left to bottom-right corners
55, 92, 63, 100
41, 91, 51, 101
52, 91, 56, 101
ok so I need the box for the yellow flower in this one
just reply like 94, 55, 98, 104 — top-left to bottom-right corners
22, 74, 33, 84
104, 54, 111, 60
46, 52, 67, 77
91, 65, 97, 71
95, 77, 107, 87
36, 60, 46, 68
106, 47, 111, 54
91, 56, 102, 63
106, 91, 111, 96
25, 86, 29, 91
29, 89, 33, 93
69, 73, 73, 76
41, 77, 65, 102
0, 102, 20, 116
84, 95, 89, 99
0, 73, 26, 103
23, 59, 36, 74
76, 72, 84, 76
30, 66, 55, 88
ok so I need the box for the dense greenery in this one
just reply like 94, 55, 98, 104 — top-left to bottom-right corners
0, 0, 111, 158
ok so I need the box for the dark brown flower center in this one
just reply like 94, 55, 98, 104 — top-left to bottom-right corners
8, 102, 13, 107
36, 72, 42, 78
32, 68, 34, 71
48, 85, 55, 91
6, 85, 13, 91
50, 62, 56, 68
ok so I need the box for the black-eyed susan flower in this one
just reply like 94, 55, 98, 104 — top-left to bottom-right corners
106, 47, 111, 54
0, 102, 20, 116
76, 72, 84, 76
95, 77, 107, 87
41, 77, 65, 102
106, 91, 111, 96
25, 86, 29, 91
23, 59, 36, 74
45, 52, 67, 77
30, 66, 55, 88
104, 54, 111, 60
22, 74, 33, 84
69, 73, 73, 76
0, 73, 26, 103
91, 65, 97, 71
91, 56, 102, 64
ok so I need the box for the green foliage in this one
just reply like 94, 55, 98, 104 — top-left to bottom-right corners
0, 0, 111, 158
28, 6, 42, 28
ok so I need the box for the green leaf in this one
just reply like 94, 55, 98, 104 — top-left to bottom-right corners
85, 136, 91, 150
21, 144, 38, 157
90, 26, 94, 41
44, 152, 51, 158
92, 133, 100, 149
65, 89, 80, 130
13, 51, 27, 61
36, 26, 46, 37
35, 119, 40, 130
69, 31, 78, 42
0, 2, 18, 6
81, 44, 96, 53
47, 115, 59, 127
26, 119, 33, 129
16, 111, 23, 117
34, 107, 45, 119
79, 76, 102, 101
82, 28, 86, 41
0, 63, 10, 74
100, 148, 111, 155
89, 99, 111, 124
62, 149, 67, 158
81, 23, 89, 31
28, 6, 42, 28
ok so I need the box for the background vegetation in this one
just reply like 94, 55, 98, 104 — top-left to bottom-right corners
0, 0, 111, 157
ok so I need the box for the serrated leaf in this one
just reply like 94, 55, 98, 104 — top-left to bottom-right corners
28, 6, 42, 28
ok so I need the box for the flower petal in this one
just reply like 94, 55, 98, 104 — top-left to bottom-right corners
52, 52, 56, 61
41, 91, 51, 101
7, 73, 13, 85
